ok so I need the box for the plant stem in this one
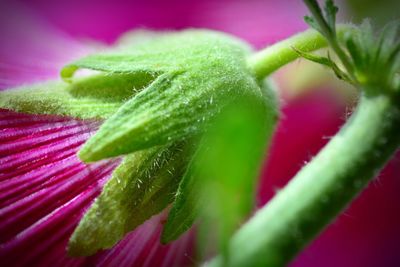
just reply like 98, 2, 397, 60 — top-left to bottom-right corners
206, 92, 400, 267
248, 25, 351, 79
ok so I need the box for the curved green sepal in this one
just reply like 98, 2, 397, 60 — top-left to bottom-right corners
60, 53, 171, 82
68, 143, 191, 256
0, 72, 154, 119
161, 81, 279, 248
78, 71, 182, 162
160, 157, 200, 244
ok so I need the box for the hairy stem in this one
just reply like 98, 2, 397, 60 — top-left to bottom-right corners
206, 92, 400, 267
248, 25, 352, 79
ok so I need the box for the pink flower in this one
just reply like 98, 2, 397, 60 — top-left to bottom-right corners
1, 0, 399, 266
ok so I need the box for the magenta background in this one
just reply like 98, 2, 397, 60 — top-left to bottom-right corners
11, 0, 307, 47
1, 0, 399, 266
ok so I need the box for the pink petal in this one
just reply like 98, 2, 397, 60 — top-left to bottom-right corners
0, 1, 91, 88
0, 110, 194, 266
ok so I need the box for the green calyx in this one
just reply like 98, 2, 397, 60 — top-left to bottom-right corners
0, 29, 279, 257
61, 30, 264, 162
63, 30, 278, 256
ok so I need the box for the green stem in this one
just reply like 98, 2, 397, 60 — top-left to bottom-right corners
248, 25, 351, 79
206, 93, 400, 267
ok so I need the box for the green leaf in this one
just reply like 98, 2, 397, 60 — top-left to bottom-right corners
68, 142, 192, 256
67, 30, 265, 162
303, 0, 330, 37
304, 0, 337, 37
324, 0, 338, 32
304, 16, 321, 33
0, 72, 154, 119
304, 0, 400, 93
343, 20, 400, 92
344, 33, 365, 70
161, 81, 279, 254
304, 0, 358, 84
292, 47, 353, 84
293, 47, 333, 67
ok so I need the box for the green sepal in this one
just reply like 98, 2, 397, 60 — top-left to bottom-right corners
160, 155, 200, 244
0, 72, 153, 120
67, 30, 263, 162
161, 81, 279, 248
68, 142, 192, 256
60, 53, 172, 82
304, 16, 322, 35
77, 71, 183, 162
61, 31, 172, 81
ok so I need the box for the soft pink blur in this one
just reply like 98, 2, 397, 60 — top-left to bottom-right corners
0, 0, 399, 266
14, 0, 307, 47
